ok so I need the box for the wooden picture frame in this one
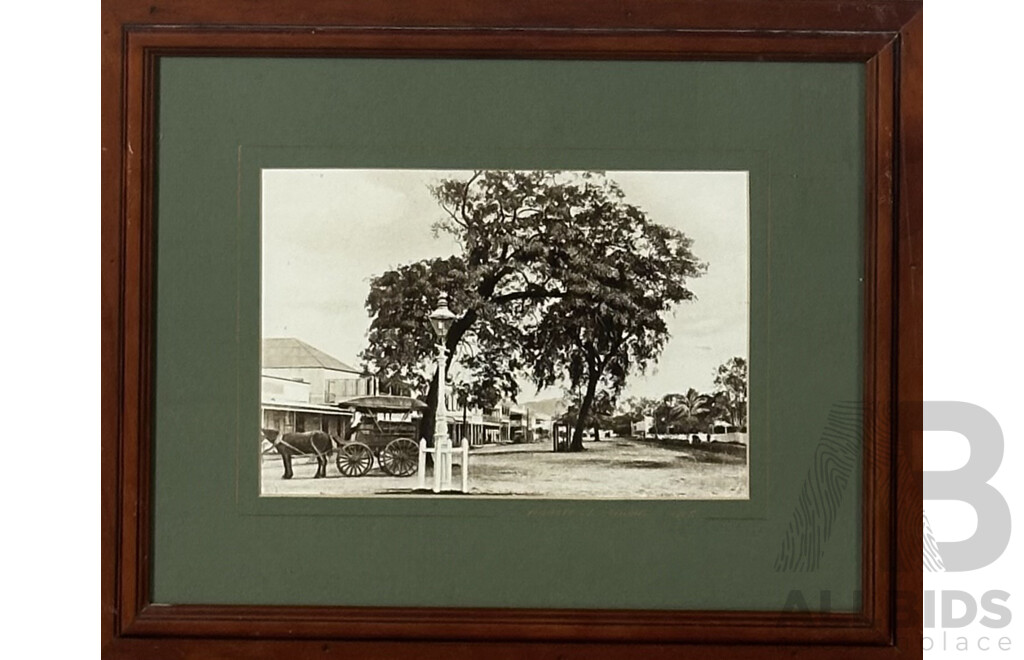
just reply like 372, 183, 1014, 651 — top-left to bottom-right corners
101, 1, 923, 658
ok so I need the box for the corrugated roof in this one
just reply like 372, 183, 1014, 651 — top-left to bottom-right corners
337, 394, 427, 411
262, 338, 362, 374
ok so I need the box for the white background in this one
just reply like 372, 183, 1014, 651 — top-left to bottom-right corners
921, 2, 1023, 657
1, 2, 1020, 658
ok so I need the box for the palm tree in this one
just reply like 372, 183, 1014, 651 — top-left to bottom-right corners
667, 388, 711, 433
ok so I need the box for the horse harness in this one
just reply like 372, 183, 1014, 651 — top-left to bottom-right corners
274, 434, 332, 456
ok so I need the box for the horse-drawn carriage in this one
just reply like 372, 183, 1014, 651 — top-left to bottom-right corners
334, 395, 425, 477
261, 394, 426, 480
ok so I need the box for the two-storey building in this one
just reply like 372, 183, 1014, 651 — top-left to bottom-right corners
261, 337, 377, 438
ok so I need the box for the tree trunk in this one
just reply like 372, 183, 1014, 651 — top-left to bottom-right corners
420, 368, 439, 447
569, 375, 599, 452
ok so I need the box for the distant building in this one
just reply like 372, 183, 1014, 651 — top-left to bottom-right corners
443, 392, 506, 446
529, 410, 552, 439
442, 394, 549, 446
710, 419, 749, 445
631, 415, 655, 438
507, 403, 551, 443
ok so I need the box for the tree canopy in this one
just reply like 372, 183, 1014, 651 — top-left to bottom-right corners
520, 178, 704, 448
359, 170, 705, 448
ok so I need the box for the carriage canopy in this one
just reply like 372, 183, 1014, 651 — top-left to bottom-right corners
337, 394, 427, 413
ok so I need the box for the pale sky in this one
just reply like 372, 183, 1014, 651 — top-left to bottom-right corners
262, 169, 748, 400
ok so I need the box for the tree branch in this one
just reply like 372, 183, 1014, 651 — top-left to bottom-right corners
491, 286, 565, 305
459, 171, 482, 226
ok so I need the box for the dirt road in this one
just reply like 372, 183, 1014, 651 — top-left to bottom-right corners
260, 437, 747, 499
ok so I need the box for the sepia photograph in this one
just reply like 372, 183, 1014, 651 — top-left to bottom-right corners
260, 169, 749, 498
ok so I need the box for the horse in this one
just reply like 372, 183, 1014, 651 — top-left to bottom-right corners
261, 428, 335, 479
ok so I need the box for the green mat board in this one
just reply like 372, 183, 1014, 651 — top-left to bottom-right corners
152, 57, 864, 610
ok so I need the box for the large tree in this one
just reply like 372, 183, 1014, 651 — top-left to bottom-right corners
559, 389, 616, 444
360, 256, 526, 443
362, 171, 609, 442
526, 292, 667, 450
361, 170, 704, 449
521, 182, 704, 450
361, 256, 469, 397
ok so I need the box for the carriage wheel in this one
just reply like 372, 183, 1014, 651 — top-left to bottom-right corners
379, 438, 419, 477
336, 442, 373, 477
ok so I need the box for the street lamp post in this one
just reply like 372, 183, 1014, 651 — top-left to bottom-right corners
428, 294, 457, 492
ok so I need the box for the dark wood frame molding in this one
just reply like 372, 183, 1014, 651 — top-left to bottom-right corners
101, 1, 923, 658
